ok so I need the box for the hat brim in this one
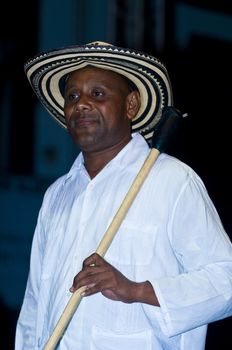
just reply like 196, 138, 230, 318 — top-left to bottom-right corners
25, 43, 173, 142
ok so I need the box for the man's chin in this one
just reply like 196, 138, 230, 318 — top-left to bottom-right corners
70, 132, 100, 151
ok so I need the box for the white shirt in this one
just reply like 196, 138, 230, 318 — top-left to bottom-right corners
15, 133, 232, 350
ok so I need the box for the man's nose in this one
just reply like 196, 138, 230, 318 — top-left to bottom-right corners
75, 94, 92, 111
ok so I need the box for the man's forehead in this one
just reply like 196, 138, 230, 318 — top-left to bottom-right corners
66, 66, 137, 92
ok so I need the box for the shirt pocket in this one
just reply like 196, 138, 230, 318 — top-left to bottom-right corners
90, 325, 152, 350
105, 219, 157, 266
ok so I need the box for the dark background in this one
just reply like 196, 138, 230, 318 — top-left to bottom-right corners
0, 0, 231, 349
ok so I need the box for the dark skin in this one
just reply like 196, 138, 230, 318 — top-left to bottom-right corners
64, 66, 160, 307
64, 67, 136, 178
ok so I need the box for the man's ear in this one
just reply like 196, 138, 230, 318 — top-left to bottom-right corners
126, 91, 141, 120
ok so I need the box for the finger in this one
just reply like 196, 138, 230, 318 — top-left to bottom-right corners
70, 267, 102, 292
80, 283, 97, 296
71, 272, 102, 295
81, 279, 105, 297
72, 263, 102, 286
71, 269, 112, 295
85, 270, 117, 294
83, 253, 105, 268
70, 275, 96, 293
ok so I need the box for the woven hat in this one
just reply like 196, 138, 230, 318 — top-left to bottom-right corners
24, 41, 173, 142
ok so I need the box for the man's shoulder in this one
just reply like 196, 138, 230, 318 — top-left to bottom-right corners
42, 174, 67, 201
153, 153, 199, 183
155, 153, 189, 171
43, 154, 81, 199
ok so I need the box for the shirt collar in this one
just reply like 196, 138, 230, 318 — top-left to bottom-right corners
62, 133, 150, 184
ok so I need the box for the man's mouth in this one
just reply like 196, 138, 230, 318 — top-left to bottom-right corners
70, 115, 98, 129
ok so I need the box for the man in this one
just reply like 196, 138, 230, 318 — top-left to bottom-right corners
15, 42, 232, 350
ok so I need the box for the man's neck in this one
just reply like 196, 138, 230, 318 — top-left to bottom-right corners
82, 137, 132, 179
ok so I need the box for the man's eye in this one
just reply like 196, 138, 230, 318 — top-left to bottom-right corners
68, 93, 79, 101
92, 90, 104, 97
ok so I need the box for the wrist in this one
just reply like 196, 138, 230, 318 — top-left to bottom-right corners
133, 280, 160, 306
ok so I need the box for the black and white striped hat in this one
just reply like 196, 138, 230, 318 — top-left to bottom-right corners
24, 41, 173, 142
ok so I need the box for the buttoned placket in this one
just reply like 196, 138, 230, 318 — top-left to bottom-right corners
69, 161, 118, 277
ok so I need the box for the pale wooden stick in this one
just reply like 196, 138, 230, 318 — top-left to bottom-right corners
44, 147, 160, 350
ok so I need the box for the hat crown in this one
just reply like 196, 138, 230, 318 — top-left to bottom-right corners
87, 41, 113, 46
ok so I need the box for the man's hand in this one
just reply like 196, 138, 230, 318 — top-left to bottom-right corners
70, 253, 160, 306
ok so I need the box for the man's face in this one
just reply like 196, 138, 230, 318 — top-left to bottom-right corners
64, 66, 139, 153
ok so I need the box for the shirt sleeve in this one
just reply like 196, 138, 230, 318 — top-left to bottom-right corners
143, 172, 232, 337
15, 203, 46, 349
